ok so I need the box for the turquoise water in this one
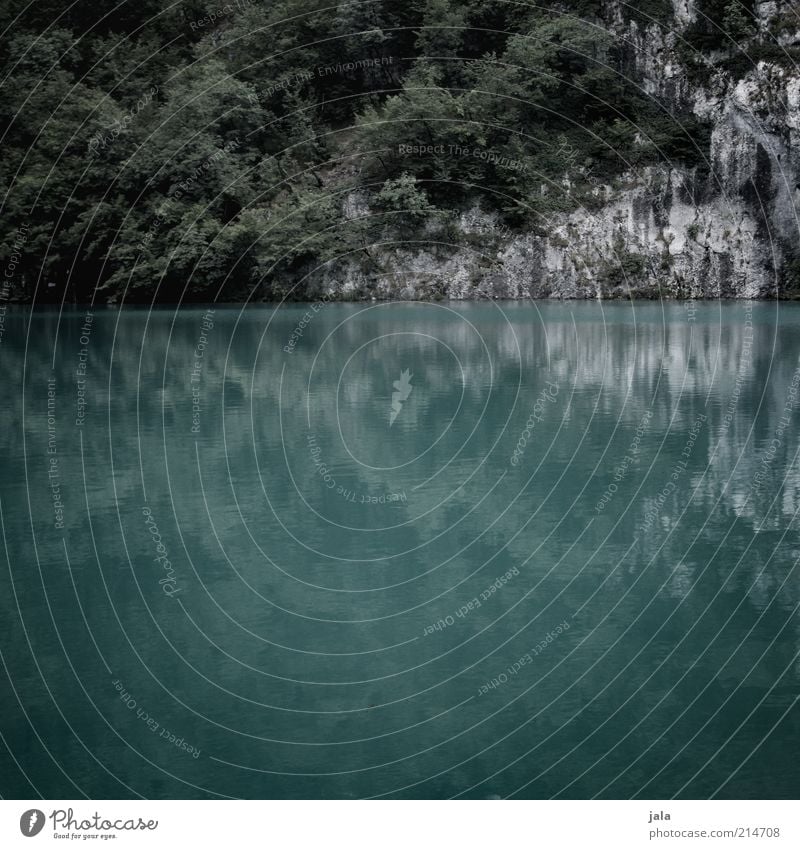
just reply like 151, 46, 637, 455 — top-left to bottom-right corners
0, 301, 798, 799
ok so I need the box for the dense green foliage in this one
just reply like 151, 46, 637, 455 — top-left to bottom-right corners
0, 0, 735, 302
683, 0, 756, 51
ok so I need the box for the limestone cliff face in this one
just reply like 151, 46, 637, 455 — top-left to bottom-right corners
324, 0, 800, 300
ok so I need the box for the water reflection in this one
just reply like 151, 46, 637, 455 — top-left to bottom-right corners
0, 301, 798, 799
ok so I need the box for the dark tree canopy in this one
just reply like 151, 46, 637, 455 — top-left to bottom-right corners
0, 0, 764, 303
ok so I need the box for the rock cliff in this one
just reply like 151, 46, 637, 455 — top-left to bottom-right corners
322, 0, 800, 300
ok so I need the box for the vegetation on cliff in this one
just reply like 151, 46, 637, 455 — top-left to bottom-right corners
0, 0, 795, 302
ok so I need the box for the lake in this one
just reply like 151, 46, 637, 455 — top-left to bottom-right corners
0, 300, 798, 799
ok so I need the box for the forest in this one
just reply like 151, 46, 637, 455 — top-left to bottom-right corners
0, 0, 789, 303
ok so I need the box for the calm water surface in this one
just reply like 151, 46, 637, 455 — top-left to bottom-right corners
1, 301, 798, 798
